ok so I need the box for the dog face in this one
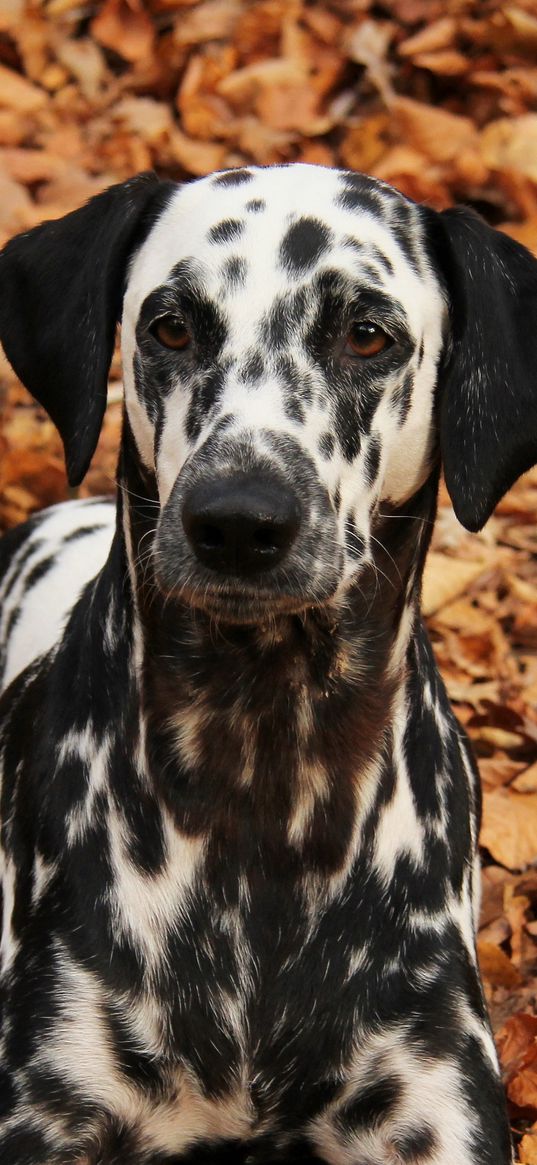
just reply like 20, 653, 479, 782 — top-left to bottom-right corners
121, 166, 446, 621
1, 164, 537, 624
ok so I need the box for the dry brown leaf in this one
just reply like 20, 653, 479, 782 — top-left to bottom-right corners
398, 17, 456, 57
481, 789, 537, 870
173, 0, 241, 47
339, 114, 390, 173
55, 37, 107, 102
344, 19, 394, 102
0, 147, 64, 184
497, 1011, 537, 1076
0, 63, 47, 113
479, 757, 527, 790
91, 0, 155, 63
168, 127, 227, 175
412, 51, 468, 76
389, 95, 478, 164
520, 1134, 537, 1165
481, 115, 537, 183
513, 765, 537, 794
478, 941, 523, 988
422, 554, 488, 616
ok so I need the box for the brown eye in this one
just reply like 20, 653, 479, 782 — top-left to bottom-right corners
152, 316, 191, 350
345, 321, 392, 358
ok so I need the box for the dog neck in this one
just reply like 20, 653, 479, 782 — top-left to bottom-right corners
112, 434, 438, 876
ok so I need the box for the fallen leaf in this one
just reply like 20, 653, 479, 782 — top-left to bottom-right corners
481, 115, 537, 183
389, 95, 478, 164
0, 63, 47, 113
513, 765, 537, 794
481, 789, 537, 870
478, 941, 522, 988
520, 1133, 537, 1164
91, 0, 154, 63
422, 554, 488, 616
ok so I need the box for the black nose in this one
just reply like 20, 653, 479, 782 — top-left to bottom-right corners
182, 473, 301, 576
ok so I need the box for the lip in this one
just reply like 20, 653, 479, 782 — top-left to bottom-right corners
164, 582, 321, 624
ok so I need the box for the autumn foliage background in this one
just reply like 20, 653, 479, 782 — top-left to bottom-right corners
0, 0, 536, 1155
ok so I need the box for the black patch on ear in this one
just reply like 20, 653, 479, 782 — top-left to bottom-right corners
0, 172, 173, 485
279, 217, 332, 274
427, 205, 537, 531
208, 219, 244, 244
213, 169, 253, 187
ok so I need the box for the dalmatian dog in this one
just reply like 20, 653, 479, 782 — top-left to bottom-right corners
1, 162, 535, 1164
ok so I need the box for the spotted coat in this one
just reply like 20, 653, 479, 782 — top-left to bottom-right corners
0, 163, 534, 1164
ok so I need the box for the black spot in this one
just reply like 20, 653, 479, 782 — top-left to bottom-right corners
186, 366, 226, 442
4, 605, 20, 643
208, 219, 244, 244
105, 1002, 165, 1091
392, 1125, 438, 1161
364, 435, 381, 486
336, 399, 362, 463
246, 199, 265, 213
391, 221, 421, 273
319, 431, 335, 459
0, 1127, 52, 1158
26, 1068, 97, 1134
63, 523, 108, 544
392, 372, 414, 424
222, 256, 247, 287
279, 217, 332, 275
369, 244, 395, 275
274, 353, 313, 403
284, 394, 305, 424
213, 168, 253, 187
358, 263, 383, 288
337, 1074, 402, 1131
22, 555, 56, 591
333, 484, 341, 512
239, 350, 265, 384
338, 183, 386, 219
1, 535, 43, 596
262, 290, 308, 350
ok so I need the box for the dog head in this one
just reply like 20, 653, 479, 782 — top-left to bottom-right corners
1, 165, 536, 623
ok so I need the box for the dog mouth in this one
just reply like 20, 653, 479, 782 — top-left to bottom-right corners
159, 578, 333, 625
153, 454, 343, 624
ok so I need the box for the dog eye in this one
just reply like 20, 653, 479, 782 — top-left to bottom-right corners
151, 316, 191, 351
344, 322, 393, 359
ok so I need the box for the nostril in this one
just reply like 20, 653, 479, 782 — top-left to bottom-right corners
197, 523, 225, 552
253, 523, 283, 552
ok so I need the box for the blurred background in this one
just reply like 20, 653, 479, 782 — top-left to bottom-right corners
0, 0, 536, 1157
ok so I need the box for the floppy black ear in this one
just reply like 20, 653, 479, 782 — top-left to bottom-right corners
428, 206, 537, 531
0, 172, 172, 485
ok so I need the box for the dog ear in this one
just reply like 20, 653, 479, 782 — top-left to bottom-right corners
427, 206, 537, 532
0, 173, 173, 486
